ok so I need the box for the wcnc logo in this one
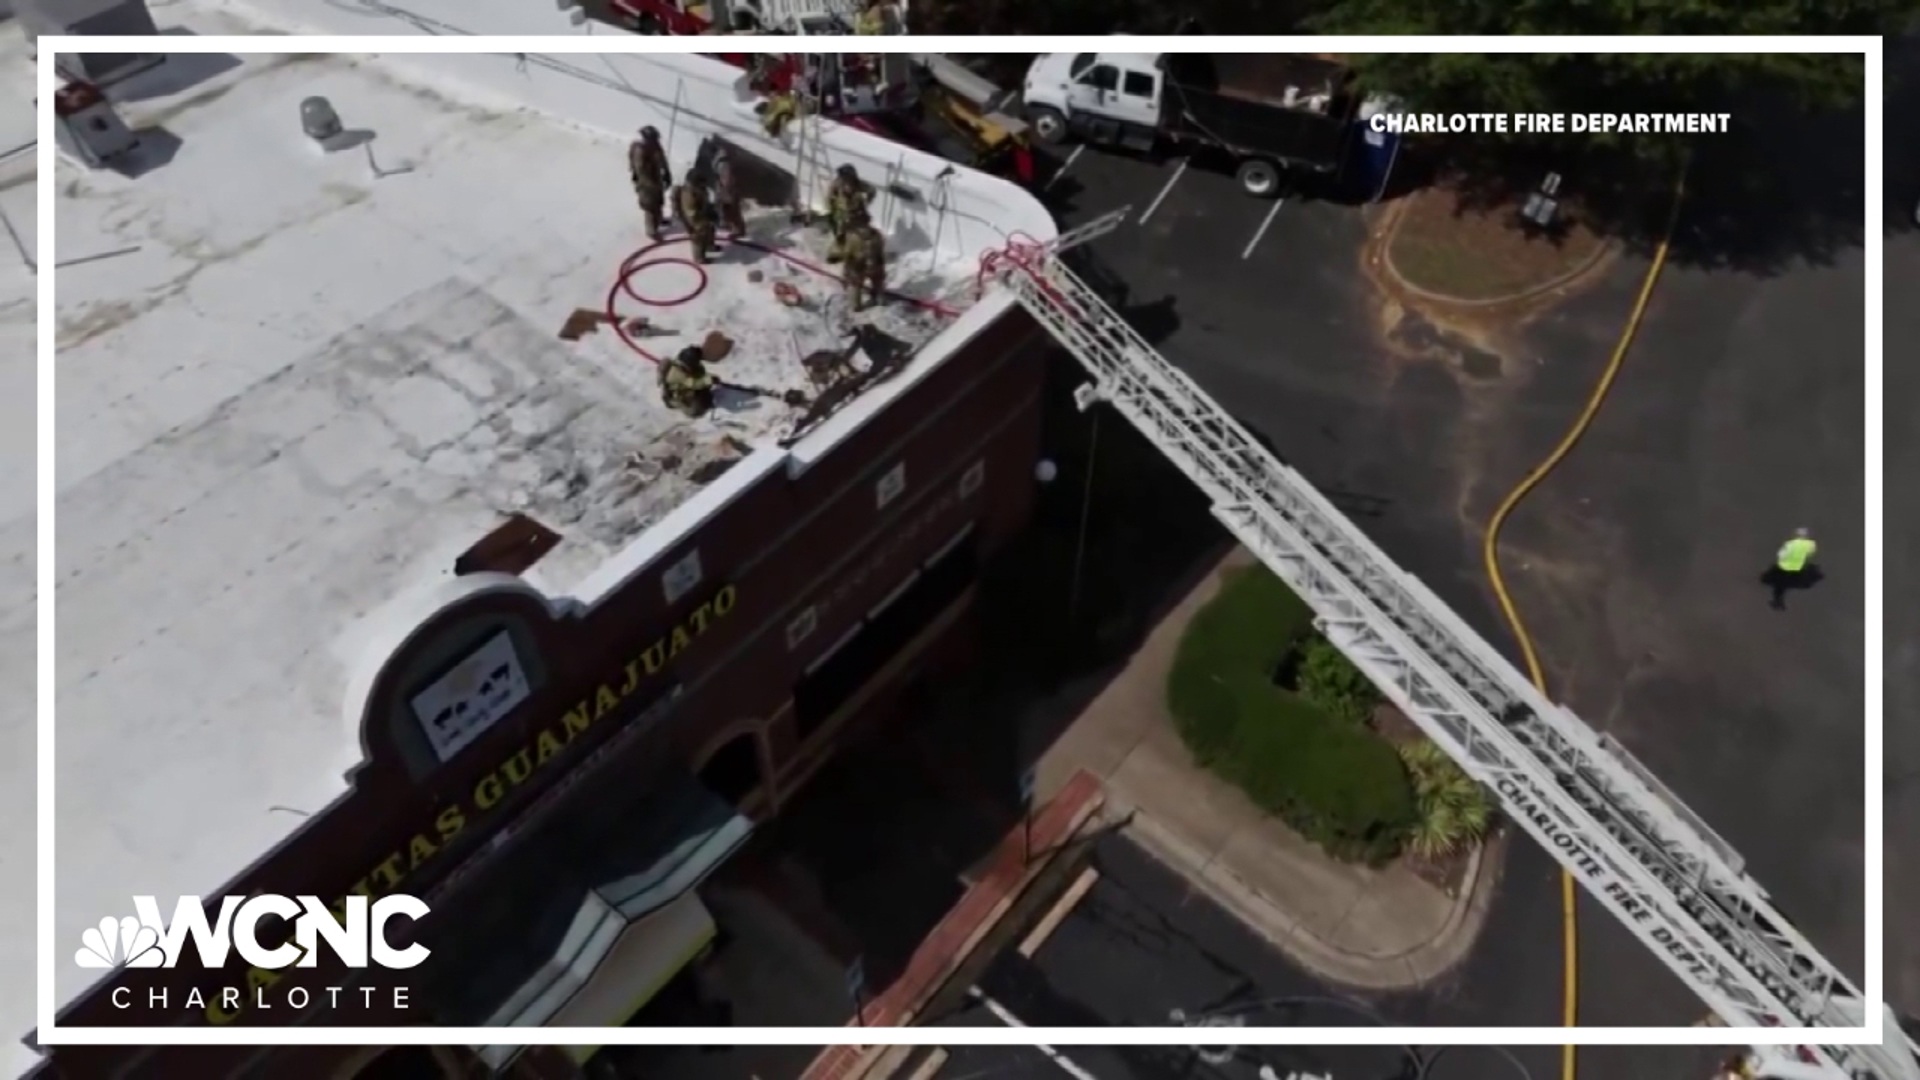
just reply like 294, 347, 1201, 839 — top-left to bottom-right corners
77, 895, 430, 970
79, 895, 431, 1017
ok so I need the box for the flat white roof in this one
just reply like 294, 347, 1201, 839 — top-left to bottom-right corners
42, 3, 1055, 1056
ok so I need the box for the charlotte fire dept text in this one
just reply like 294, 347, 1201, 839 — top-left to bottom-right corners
1368, 112, 1732, 134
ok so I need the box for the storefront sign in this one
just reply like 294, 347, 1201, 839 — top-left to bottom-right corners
815, 486, 962, 628
411, 630, 531, 762
203, 585, 739, 1024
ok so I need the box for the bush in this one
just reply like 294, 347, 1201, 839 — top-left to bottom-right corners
1167, 566, 1416, 864
1295, 636, 1381, 725
1398, 739, 1497, 860
1167, 565, 1313, 762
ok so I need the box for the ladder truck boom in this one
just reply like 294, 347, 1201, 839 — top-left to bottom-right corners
987, 207, 1914, 1080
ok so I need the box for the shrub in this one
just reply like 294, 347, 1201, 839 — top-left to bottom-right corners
1295, 635, 1381, 725
1398, 739, 1497, 860
1166, 566, 1416, 864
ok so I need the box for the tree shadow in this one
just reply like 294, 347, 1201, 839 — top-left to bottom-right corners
1886, 35, 1920, 235
916, 342, 1234, 810
1437, 85, 1863, 277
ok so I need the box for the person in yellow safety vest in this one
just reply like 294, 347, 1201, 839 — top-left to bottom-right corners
659, 346, 716, 417
853, 0, 888, 34
842, 221, 887, 311
1766, 526, 1819, 609
825, 165, 874, 262
760, 90, 802, 138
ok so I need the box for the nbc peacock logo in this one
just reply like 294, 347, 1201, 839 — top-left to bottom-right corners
75, 915, 166, 969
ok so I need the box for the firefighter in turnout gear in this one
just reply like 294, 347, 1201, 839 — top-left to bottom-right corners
825, 164, 874, 263
761, 90, 801, 137
629, 126, 671, 240
659, 346, 716, 417
853, 0, 888, 33
676, 168, 719, 264
842, 219, 887, 311
712, 147, 747, 239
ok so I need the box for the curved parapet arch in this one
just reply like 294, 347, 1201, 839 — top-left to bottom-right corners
338, 571, 579, 778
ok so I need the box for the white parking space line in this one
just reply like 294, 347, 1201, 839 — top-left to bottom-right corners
1042, 144, 1085, 191
1138, 159, 1188, 224
968, 988, 1101, 1080
1242, 198, 1287, 260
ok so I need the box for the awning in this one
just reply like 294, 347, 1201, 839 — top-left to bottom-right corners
553, 891, 717, 1063
415, 769, 754, 1069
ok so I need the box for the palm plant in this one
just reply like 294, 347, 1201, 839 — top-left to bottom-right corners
1397, 739, 1495, 860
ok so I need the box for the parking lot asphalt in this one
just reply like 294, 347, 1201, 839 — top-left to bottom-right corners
1034, 135, 1864, 1053
919, 832, 1720, 1079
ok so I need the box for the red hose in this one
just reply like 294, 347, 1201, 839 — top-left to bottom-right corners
603, 233, 963, 367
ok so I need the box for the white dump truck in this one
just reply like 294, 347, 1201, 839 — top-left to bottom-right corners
1021, 52, 1358, 197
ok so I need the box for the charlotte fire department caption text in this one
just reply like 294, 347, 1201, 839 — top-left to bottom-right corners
1368, 112, 1733, 135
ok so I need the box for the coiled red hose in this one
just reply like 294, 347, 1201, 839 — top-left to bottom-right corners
603, 233, 965, 366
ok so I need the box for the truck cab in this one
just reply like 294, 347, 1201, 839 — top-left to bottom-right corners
1023, 53, 1162, 147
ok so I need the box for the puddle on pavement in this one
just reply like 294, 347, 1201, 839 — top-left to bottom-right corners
1386, 307, 1506, 380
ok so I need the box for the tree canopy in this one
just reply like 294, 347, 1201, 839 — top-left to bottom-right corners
1311, 0, 1889, 120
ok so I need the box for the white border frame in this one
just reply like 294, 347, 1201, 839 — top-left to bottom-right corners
36, 32, 1883, 1052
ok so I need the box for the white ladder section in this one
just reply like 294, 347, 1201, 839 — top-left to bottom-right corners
995, 211, 1916, 1080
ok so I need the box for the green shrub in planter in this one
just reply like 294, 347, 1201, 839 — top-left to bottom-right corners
1166, 566, 1416, 864
1296, 635, 1381, 726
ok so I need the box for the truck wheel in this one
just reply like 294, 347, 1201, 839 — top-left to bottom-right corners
1237, 159, 1281, 198
1027, 106, 1069, 145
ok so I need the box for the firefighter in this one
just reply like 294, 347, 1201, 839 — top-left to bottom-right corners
824, 164, 873, 262
1712, 1054, 1756, 1080
659, 346, 716, 417
628, 126, 671, 240
842, 219, 887, 311
676, 168, 718, 264
712, 147, 747, 238
853, 0, 889, 34
760, 89, 801, 137
746, 54, 777, 95
1764, 526, 1819, 610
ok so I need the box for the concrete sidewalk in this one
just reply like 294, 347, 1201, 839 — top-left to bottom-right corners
1026, 549, 1504, 991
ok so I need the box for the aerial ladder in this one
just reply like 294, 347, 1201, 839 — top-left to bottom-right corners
982, 208, 1917, 1080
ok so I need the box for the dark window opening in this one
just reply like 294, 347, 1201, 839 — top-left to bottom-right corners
697, 733, 762, 806
354, 1046, 443, 1080
1123, 71, 1155, 98
792, 529, 980, 744
1084, 65, 1119, 92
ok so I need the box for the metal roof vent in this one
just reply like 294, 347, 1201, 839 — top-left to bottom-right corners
301, 96, 343, 143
